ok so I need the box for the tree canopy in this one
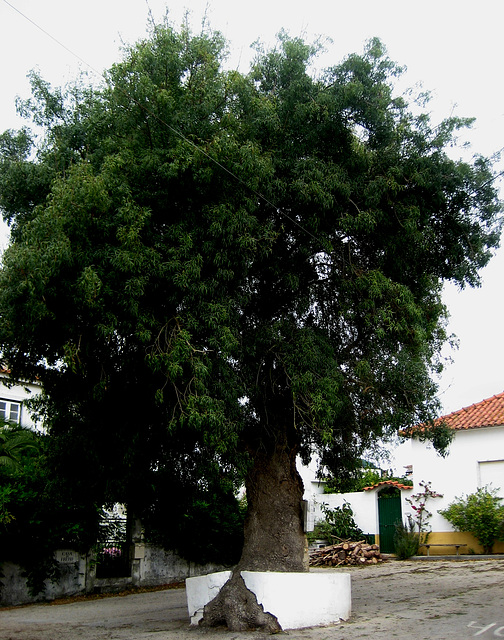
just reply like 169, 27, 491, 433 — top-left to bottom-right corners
0, 21, 501, 628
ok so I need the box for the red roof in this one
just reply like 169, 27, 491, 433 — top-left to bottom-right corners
363, 480, 413, 491
437, 391, 504, 431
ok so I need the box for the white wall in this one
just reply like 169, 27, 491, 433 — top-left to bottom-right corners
307, 490, 379, 536
393, 426, 504, 532
298, 456, 326, 496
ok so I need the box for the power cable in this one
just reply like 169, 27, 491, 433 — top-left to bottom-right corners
1, 0, 327, 250
2, 0, 103, 77
2, 0, 501, 250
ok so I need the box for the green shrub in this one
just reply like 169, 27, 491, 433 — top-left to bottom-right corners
439, 486, 504, 553
0, 431, 103, 596
309, 501, 365, 543
393, 516, 420, 559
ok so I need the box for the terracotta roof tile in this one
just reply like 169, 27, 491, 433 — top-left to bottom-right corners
363, 480, 413, 491
436, 391, 504, 431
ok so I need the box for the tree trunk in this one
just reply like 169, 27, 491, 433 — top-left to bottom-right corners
200, 429, 308, 630
199, 571, 282, 633
238, 433, 308, 572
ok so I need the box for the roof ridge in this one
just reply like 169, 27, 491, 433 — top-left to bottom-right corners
363, 480, 413, 491
443, 391, 504, 417
437, 391, 504, 431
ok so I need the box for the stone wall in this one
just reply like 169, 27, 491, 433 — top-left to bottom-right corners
1, 551, 87, 606
0, 544, 224, 606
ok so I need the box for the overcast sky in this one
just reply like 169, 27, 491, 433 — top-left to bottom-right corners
1, 0, 503, 416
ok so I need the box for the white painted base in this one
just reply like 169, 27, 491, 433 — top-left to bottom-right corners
186, 571, 232, 625
185, 570, 351, 630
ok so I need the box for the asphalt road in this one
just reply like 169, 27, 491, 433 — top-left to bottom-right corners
1, 558, 503, 640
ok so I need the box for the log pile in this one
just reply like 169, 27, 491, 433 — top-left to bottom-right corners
309, 540, 383, 567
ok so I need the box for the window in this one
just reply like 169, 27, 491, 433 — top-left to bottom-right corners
478, 460, 504, 491
0, 400, 21, 424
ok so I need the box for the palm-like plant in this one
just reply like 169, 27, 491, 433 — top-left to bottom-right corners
0, 422, 39, 473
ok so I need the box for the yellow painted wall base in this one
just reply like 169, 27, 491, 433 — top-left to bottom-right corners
419, 532, 504, 555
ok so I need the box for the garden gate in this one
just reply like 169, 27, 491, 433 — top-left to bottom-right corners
377, 492, 402, 553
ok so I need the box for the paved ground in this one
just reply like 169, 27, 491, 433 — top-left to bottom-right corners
1, 558, 503, 640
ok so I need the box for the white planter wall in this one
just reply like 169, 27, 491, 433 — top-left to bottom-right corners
186, 570, 352, 629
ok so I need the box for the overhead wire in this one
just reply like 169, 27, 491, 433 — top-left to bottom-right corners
2, 0, 501, 252
2, 0, 102, 77
1, 0, 327, 250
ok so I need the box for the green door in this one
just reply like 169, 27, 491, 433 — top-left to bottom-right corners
378, 494, 402, 553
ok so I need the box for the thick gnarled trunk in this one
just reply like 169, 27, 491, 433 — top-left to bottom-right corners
238, 434, 308, 572
199, 571, 282, 633
200, 431, 307, 630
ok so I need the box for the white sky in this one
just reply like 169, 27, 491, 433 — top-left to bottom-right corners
1, 0, 503, 416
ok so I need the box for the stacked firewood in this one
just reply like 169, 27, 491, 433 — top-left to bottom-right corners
309, 540, 383, 567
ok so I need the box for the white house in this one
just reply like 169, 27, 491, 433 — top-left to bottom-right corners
301, 392, 504, 555
391, 391, 504, 554
0, 369, 42, 431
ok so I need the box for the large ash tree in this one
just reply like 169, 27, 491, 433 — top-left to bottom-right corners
0, 23, 501, 630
